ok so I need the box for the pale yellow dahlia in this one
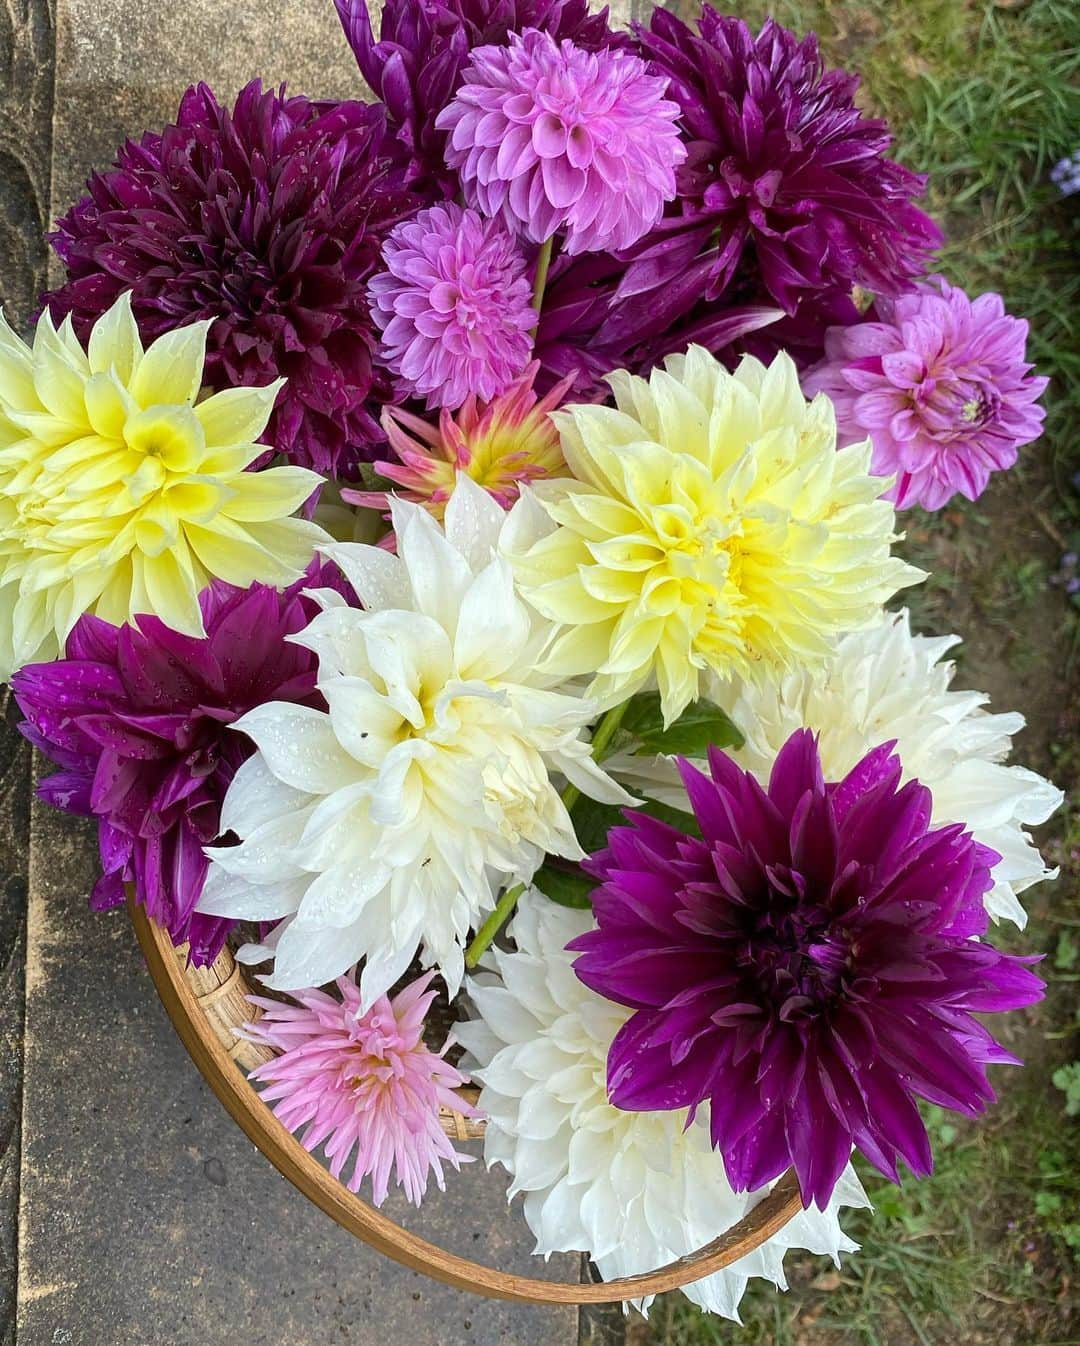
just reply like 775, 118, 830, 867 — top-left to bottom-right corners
0, 292, 328, 677
506, 345, 924, 724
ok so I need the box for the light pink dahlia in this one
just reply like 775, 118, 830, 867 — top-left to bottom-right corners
804, 277, 1048, 511
344, 360, 571, 519
368, 203, 535, 411
244, 971, 478, 1206
436, 28, 685, 255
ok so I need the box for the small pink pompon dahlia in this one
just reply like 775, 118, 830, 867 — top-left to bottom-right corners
368, 203, 535, 411
244, 971, 478, 1206
437, 29, 685, 254
345, 361, 571, 518
804, 277, 1048, 511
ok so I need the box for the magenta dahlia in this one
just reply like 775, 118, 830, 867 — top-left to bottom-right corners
244, 970, 478, 1206
570, 731, 1044, 1210
622, 8, 942, 323
11, 565, 346, 965
368, 203, 535, 409
42, 81, 422, 478
335, 0, 629, 194
437, 29, 684, 255
804, 277, 1048, 511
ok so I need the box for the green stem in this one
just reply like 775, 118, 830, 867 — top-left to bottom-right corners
530, 236, 554, 329
465, 882, 525, 970
559, 700, 631, 814
463, 700, 632, 967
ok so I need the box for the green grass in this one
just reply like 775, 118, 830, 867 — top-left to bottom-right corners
647, 1, 1080, 1342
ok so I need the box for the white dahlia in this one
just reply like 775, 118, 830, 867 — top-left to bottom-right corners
610, 610, 1062, 926
456, 893, 868, 1319
197, 477, 629, 1002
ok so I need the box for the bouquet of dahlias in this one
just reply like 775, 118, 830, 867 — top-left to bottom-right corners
3, 0, 1062, 1318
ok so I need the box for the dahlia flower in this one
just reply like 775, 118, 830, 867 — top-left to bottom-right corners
457, 893, 869, 1318
43, 82, 421, 477
11, 565, 343, 964
438, 29, 684, 255
368, 204, 535, 411
336, 0, 630, 194
622, 9, 941, 322
571, 732, 1045, 1209
245, 970, 477, 1206
196, 476, 630, 1002
715, 611, 1063, 926
803, 278, 1048, 511
0, 293, 327, 679
345, 362, 571, 519
507, 345, 922, 726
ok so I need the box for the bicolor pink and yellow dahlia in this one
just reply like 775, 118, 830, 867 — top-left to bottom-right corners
345, 363, 571, 519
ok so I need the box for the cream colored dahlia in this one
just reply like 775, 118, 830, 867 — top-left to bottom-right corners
0, 293, 326, 677
457, 893, 868, 1320
197, 477, 630, 1002
610, 610, 1062, 927
507, 345, 923, 725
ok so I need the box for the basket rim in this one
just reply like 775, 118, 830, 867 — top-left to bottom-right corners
127, 890, 805, 1305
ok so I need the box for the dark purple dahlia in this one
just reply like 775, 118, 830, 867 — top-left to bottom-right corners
621, 8, 942, 323
534, 247, 785, 401
43, 81, 422, 478
12, 565, 346, 965
336, 0, 629, 195
570, 731, 1043, 1209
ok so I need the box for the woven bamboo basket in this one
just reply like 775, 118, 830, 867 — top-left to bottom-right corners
128, 890, 804, 1304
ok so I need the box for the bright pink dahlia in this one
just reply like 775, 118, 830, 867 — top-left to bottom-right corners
368, 203, 535, 410
335, 0, 630, 195
11, 565, 345, 965
437, 29, 685, 255
42, 82, 422, 478
244, 971, 478, 1206
570, 731, 1044, 1210
804, 277, 1049, 511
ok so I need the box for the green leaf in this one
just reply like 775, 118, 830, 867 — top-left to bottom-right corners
621, 691, 744, 757
569, 794, 701, 857
532, 862, 595, 909
534, 795, 702, 908
1054, 930, 1079, 971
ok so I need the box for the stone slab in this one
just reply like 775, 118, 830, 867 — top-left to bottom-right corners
0, 695, 31, 1346
0, 0, 54, 1339
48, 0, 370, 231
0, 0, 55, 329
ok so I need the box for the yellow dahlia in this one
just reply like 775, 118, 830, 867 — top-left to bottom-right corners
507, 345, 923, 725
0, 293, 328, 678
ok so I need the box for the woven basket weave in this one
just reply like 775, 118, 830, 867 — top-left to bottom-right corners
128, 890, 803, 1304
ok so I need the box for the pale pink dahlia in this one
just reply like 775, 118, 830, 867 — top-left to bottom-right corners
437, 29, 685, 254
345, 361, 571, 518
368, 203, 535, 410
244, 972, 478, 1206
804, 277, 1048, 511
